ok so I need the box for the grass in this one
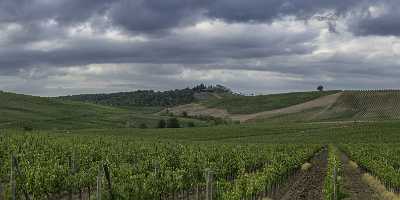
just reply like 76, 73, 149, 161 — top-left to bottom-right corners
0, 91, 205, 130
362, 173, 400, 200
202, 90, 340, 114
48, 120, 400, 144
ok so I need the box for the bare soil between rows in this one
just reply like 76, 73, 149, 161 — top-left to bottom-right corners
268, 149, 328, 200
340, 153, 380, 200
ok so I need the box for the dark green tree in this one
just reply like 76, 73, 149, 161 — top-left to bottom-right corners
187, 122, 195, 127
139, 123, 148, 129
157, 119, 166, 128
167, 118, 180, 128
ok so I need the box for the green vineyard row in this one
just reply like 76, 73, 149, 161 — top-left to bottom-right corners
0, 133, 321, 199
340, 144, 400, 193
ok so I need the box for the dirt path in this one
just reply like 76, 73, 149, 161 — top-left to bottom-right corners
270, 149, 328, 200
232, 92, 343, 122
340, 153, 380, 200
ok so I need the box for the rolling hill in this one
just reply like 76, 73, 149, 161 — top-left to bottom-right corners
167, 91, 341, 121
250, 90, 400, 122
57, 84, 233, 108
168, 90, 400, 123
2, 89, 400, 130
201, 90, 340, 114
0, 91, 165, 130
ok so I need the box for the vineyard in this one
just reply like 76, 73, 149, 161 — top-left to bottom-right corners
1, 90, 400, 199
340, 144, 400, 194
0, 121, 399, 199
0, 133, 323, 199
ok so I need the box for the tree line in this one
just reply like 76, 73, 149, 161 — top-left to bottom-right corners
58, 84, 232, 107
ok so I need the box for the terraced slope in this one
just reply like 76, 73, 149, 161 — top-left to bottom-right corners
168, 91, 341, 120
234, 92, 342, 122
255, 90, 400, 122
170, 90, 400, 123
202, 90, 340, 114
321, 90, 400, 120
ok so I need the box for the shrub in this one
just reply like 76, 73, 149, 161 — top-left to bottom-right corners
167, 118, 180, 128
157, 119, 166, 128
187, 122, 195, 127
139, 123, 148, 129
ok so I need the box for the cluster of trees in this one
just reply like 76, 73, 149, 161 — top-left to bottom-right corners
59, 84, 232, 108
136, 118, 188, 129
156, 118, 181, 128
192, 84, 231, 93
59, 89, 195, 107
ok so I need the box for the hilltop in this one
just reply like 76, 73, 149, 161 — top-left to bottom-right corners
58, 84, 233, 108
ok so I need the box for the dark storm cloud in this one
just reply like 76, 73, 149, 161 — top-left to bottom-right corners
0, 0, 391, 34
0, 27, 316, 73
1, 0, 400, 96
206, 0, 358, 23
348, 0, 400, 36
0, 0, 111, 24
107, 0, 208, 33
1, 0, 399, 40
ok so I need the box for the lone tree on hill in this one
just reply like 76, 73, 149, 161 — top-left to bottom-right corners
317, 85, 324, 92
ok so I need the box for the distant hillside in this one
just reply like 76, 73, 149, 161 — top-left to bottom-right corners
320, 90, 400, 120
58, 84, 232, 108
202, 90, 341, 114
253, 90, 400, 122
167, 90, 341, 121
0, 91, 165, 130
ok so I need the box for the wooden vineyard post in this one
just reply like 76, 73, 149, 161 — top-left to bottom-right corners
103, 163, 114, 200
68, 151, 77, 200
10, 155, 15, 200
196, 184, 200, 200
10, 155, 30, 200
0, 153, 1, 196
97, 163, 103, 200
333, 166, 337, 200
205, 169, 214, 200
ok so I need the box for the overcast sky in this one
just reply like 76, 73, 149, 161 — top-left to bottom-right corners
1, 0, 400, 96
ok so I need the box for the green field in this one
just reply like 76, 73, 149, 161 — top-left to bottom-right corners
0, 91, 205, 130
1, 90, 400, 199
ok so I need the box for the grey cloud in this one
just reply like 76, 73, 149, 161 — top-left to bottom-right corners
0, 0, 111, 24
1, 0, 400, 96
350, 4, 400, 36
1, 0, 399, 38
107, 0, 208, 33
0, 25, 317, 74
